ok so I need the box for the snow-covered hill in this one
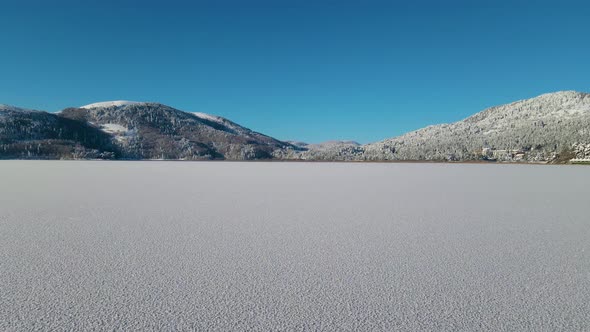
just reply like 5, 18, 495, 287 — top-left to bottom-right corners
0, 104, 117, 159
287, 91, 590, 162
80, 101, 142, 109
58, 102, 298, 160
2, 91, 589, 162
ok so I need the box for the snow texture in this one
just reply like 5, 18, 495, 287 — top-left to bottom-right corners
80, 101, 142, 109
193, 112, 224, 123
0, 162, 589, 331
97, 123, 136, 143
99, 123, 128, 134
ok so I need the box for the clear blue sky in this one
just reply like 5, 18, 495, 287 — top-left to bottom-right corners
1, 0, 589, 143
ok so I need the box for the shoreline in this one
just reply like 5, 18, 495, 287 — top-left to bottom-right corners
1, 158, 585, 165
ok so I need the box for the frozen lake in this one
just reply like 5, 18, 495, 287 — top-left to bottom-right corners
1, 161, 589, 331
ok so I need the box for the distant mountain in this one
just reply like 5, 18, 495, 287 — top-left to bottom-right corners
2, 91, 590, 162
286, 91, 590, 162
60, 102, 299, 160
1, 102, 298, 160
286, 140, 360, 149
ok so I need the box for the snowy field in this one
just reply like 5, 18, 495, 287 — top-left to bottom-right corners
1, 161, 589, 331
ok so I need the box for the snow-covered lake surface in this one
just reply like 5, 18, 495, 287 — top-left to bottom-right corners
1, 161, 589, 331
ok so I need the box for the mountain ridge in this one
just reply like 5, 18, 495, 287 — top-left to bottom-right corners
2, 91, 589, 162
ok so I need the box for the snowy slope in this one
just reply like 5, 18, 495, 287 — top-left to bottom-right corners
363, 90, 590, 161
57, 102, 297, 160
81, 101, 142, 109
288, 91, 590, 162
193, 112, 224, 124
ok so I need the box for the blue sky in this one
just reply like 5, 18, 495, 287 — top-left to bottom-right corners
1, 0, 589, 143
